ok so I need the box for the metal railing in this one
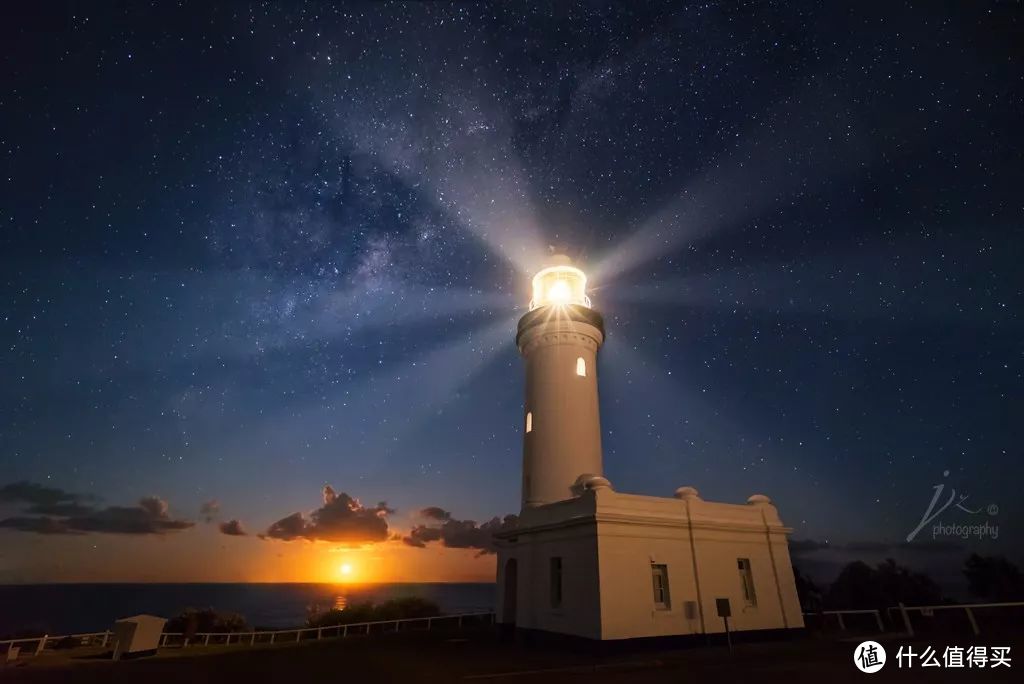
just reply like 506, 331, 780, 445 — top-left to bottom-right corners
1, 611, 495, 662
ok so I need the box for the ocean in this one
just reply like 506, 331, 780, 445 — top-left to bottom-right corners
0, 583, 497, 637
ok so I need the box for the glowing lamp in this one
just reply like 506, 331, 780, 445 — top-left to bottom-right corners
529, 256, 591, 310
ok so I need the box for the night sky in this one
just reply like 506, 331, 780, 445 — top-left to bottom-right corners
1, 2, 1021, 586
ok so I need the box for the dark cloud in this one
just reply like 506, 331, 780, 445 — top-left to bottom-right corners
0, 481, 98, 517
0, 482, 193, 536
65, 498, 193, 535
219, 519, 247, 536
262, 486, 392, 543
843, 541, 892, 554
789, 538, 831, 555
200, 500, 221, 523
0, 516, 81, 535
901, 539, 965, 554
419, 506, 451, 521
403, 508, 518, 555
791, 538, 965, 558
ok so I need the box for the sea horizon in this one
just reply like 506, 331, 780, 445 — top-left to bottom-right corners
0, 582, 497, 637
0, 580, 496, 586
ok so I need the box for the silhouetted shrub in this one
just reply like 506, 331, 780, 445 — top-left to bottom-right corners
825, 559, 943, 610
307, 597, 441, 628
375, 597, 443, 620
964, 554, 1024, 601
165, 607, 249, 635
53, 635, 81, 650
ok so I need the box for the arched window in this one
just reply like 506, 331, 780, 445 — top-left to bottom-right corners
576, 357, 586, 377
525, 411, 533, 433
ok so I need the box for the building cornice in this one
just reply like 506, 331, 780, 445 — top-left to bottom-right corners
495, 511, 794, 539
516, 305, 605, 351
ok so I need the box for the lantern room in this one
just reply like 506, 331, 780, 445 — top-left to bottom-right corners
529, 255, 591, 310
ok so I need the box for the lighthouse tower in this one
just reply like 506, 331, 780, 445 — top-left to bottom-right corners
495, 253, 804, 642
517, 255, 606, 507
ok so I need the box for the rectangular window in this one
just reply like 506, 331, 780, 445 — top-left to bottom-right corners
651, 563, 670, 610
525, 411, 532, 433
549, 557, 563, 608
738, 558, 757, 606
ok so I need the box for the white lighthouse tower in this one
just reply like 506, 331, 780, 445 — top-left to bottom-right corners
518, 255, 606, 507
496, 255, 804, 642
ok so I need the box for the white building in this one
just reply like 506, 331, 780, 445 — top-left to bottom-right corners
495, 256, 804, 641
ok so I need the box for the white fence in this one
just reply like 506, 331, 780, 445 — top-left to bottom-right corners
803, 601, 1024, 636
5, 602, 1024, 661
889, 601, 1024, 637
1, 611, 495, 662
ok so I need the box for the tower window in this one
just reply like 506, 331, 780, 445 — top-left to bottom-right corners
738, 558, 757, 606
576, 357, 586, 377
651, 563, 671, 610
525, 411, 532, 433
550, 557, 563, 608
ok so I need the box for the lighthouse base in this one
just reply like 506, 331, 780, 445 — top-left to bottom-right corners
494, 486, 804, 641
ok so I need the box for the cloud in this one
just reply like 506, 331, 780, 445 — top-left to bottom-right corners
789, 538, 832, 555
0, 516, 80, 535
200, 500, 221, 523
0, 482, 193, 536
419, 506, 450, 521
219, 519, 247, 536
403, 507, 518, 555
262, 486, 392, 543
790, 537, 965, 558
0, 481, 98, 517
843, 541, 893, 554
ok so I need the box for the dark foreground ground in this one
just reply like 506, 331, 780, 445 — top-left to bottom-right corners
3, 629, 1020, 683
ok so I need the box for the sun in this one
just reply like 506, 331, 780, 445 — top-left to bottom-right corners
340, 563, 353, 577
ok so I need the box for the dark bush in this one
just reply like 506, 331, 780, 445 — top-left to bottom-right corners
165, 607, 249, 635
375, 597, 443, 620
307, 597, 441, 628
964, 554, 1024, 601
53, 635, 81, 650
825, 559, 943, 610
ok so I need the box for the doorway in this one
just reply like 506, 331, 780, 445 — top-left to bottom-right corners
502, 558, 518, 626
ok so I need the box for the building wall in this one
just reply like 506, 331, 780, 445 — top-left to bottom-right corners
596, 521, 703, 639
687, 525, 803, 633
497, 520, 602, 640
497, 487, 804, 641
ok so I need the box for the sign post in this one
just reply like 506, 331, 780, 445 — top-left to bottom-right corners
716, 598, 732, 654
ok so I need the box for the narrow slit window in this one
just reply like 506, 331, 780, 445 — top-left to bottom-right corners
651, 563, 671, 610
549, 557, 563, 608
525, 411, 532, 433
576, 357, 586, 377
738, 558, 757, 606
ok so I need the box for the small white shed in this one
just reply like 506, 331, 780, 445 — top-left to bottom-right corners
112, 614, 166, 660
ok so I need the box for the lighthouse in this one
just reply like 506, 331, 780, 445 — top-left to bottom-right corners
495, 254, 804, 642
517, 255, 606, 507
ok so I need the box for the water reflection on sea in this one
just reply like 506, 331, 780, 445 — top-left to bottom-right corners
306, 592, 348, 620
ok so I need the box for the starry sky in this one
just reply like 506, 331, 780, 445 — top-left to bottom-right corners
1, 2, 1021, 586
